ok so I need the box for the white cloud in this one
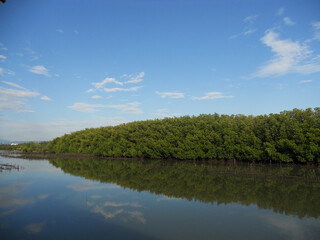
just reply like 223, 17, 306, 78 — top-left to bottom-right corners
87, 89, 95, 93
91, 95, 102, 99
93, 77, 123, 89
104, 86, 142, 93
56, 29, 63, 33
0, 54, 6, 61
277, 7, 285, 16
251, 30, 320, 77
0, 118, 127, 141
0, 88, 40, 98
88, 73, 144, 94
40, 96, 52, 101
311, 21, 320, 41
299, 79, 312, 84
156, 91, 184, 99
0, 67, 3, 75
125, 72, 145, 84
29, 65, 50, 76
68, 101, 142, 114
2, 81, 26, 90
0, 86, 39, 113
244, 15, 258, 23
283, 17, 295, 26
192, 92, 233, 100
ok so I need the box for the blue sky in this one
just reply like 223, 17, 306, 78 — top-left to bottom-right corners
0, 0, 320, 141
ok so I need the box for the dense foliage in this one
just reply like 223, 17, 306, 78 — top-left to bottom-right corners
45, 108, 320, 163
50, 157, 320, 218
0, 144, 18, 151
44, 108, 320, 163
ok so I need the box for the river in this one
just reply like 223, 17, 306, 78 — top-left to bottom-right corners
0, 151, 319, 239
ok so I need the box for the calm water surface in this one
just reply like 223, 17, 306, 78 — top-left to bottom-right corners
0, 151, 320, 239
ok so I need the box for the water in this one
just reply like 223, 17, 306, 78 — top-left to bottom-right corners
0, 151, 320, 240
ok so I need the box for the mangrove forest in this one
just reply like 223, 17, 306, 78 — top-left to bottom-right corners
43, 108, 320, 163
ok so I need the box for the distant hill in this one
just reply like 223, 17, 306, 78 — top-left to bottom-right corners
0, 139, 13, 144
0, 139, 26, 144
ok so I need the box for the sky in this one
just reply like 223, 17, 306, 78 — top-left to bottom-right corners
0, 0, 320, 141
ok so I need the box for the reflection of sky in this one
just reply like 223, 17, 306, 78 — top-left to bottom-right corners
88, 199, 146, 225
68, 181, 119, 192
259, 213, 320, 240
1, 154, 320, 240
0, 182, 34, 216
156, 196, 182, 202
24, 221, 46, 234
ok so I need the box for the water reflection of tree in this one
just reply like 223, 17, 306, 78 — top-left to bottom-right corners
50, 157, 320, 219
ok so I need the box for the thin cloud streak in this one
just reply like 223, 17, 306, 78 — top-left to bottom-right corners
154, 109, 180, 118
68, 102, 142, 114
156, 91, 184, 99
104, 86, 142, 93
2, 81, 26, 90
299, 79, 312, 84
192, 92, 233, 100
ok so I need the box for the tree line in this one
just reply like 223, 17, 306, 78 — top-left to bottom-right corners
22, 108, 320, 163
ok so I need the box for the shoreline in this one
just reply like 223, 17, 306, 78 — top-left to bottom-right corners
3, 150, 318, 166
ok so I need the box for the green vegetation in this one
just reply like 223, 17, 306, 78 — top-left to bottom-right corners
0, 144, 19, 151
50, 157, 320, 218
0, 142, 48, 152
21, 141, 48, 152
45, 108, 320, 163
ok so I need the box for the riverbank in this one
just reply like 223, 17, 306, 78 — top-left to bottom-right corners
2, 150, 319, 167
